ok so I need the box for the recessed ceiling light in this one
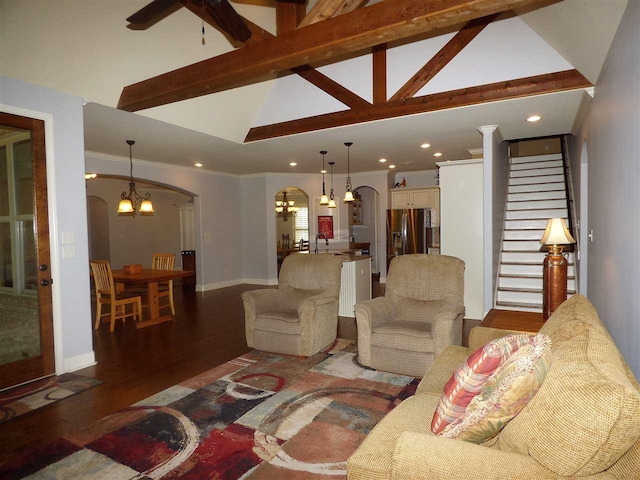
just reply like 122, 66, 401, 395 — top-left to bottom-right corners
389, 164, 396, 169
84, 173, 97, 180
194, 162, 203, 167
420, 143, 431, 149
289, 162, 297, 166
434, 152, 443, 157
379, 158, 387, 163
527, 115, 541, 122
320, 169, 327, 174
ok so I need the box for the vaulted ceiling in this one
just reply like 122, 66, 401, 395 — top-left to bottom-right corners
0, 0, 628, 174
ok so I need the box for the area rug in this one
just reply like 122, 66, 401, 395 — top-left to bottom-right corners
0, 373, 102, 425
0, 339, 418, 479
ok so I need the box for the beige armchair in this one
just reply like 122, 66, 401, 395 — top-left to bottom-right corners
355, 254, 465, 377
242, 253, 343, 356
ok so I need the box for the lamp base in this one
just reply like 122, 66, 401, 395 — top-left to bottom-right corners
542, 253, 568, 320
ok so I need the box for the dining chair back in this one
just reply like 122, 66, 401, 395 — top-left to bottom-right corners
153, 253, 176, 315
90, 260, 142, 332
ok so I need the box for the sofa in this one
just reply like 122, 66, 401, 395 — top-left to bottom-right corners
347, 295, 640, 479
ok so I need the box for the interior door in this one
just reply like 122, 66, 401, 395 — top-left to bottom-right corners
0, 112, 54, 390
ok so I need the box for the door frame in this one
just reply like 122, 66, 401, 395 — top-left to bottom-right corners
0, 104, 63, 381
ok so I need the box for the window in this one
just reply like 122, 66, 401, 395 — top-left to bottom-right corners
294, 207, 309, 243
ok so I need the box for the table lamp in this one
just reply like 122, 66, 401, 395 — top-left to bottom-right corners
540, 218, 576, 320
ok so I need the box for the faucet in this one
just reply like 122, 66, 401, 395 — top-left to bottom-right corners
314, 233, 329, 253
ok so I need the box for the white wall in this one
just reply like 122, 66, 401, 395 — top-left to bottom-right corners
439, 159, 484, 320
85, 152, 243, 291
1, 76, 94, 372
567, 0, 640, 376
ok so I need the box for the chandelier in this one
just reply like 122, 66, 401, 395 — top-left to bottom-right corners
117, 140, 155, 217
275, 190, 298, 221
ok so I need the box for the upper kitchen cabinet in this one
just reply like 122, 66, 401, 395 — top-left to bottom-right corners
390, 187, 440, 224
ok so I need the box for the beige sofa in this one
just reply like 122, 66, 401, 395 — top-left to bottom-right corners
347, 295, 640, 479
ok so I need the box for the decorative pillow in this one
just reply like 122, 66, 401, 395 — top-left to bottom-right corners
440, 333, 552, 443
431, 333, 535, 434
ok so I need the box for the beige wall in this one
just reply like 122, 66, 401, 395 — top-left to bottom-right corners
511, 138, 562, 156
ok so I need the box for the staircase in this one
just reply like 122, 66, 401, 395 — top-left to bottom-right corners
496, 152, 575, 312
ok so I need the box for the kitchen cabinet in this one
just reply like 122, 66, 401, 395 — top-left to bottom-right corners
390, 187, 440, 225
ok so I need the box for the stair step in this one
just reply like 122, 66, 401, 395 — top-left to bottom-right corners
499, 274, 576, 290
505, 208, 567, 220
505, 218, 566, 230
506, 199, 567, 210
503, 229, 546, 240
497, 289, 543, 304
510, 166, 564, 178
503, 240, 545, 251
509, 182, 565, 193
510, 153, 563, 164
502, 251, 550, 262
495, 301, 543, 313
508, 191, 566, 202
510, 174, 565, 185
510, 159, 563, 171
500, 263, 576, 276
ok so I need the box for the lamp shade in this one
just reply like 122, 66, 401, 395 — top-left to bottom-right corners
540, 218, 576, 246
328, 198, 337, 208
319, 194, 329, 205
139, 199, 155, 214
344, 190, 354, 202
117, 198, 134, 214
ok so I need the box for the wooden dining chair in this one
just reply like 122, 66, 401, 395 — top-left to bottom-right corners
90, 260, 142, 332
153, 253, 176, 315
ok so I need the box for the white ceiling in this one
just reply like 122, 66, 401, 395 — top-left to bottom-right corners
2, 0, 629, 175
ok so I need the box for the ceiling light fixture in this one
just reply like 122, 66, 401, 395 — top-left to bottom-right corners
319, 150, 329, 206
344, 142, 354, 203
289, 162, 297, 166
328, 161, 337, 208
117, 140, 154, 217
194, 162, 203, 167
379, 158, 387, 163
275, 189, 298, 221
434, 152, 443, 157
527, 115, 541, 122
389, 164, 396, 169
85, 173, 97, 180
420, 143, 431, 149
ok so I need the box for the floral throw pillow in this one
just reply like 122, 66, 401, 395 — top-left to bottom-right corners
440, 333, 552, 443
431, 333, 536, 435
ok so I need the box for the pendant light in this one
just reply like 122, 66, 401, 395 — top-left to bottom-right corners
319, 150, 329, 205
344, 141, 354, 202
328, 161, 337, 208
117, 140, 154, 217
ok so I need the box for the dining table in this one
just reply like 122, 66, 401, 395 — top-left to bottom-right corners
111, 268, 194, 329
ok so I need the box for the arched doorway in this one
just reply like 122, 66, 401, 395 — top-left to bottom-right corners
275, 187, 309, 272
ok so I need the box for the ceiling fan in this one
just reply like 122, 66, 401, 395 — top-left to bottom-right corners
127, 0, 306, 43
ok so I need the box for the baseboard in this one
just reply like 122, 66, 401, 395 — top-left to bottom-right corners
63, 351, 96, 373
197, 278, 277, 292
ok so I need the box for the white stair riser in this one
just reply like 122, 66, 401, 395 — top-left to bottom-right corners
503, 229, 546, 240
510, 153, 563, 164
508, 191, 566, 202
502, 251, 549, 262
510, 174, 565, 185
505, 218, 560, 230
510, 159, 563, 171
499, 276, 576, 290
500, 263, 575, 276
503, 240, 545, 251
510, 166, 564, 178
506, 209, 567, 220
497, 290, 543, 304
506, 199, 567, 210
495, 304, 543, 313
509, 182, 565, 193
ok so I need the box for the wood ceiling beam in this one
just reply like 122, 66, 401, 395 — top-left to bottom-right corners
244, 70, 592, 142
276, 1, 306, 35
390, 13, 499, 101
372, 44, 387, 104
118, 0, 553, 112
292, 66, 371, 109
298, 0, 368, 28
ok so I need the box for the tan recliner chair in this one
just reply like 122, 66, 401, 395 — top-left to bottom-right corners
242, 253, 343, 356
355, 254, 465, 377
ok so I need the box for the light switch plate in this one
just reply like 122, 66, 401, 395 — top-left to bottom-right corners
62, 232, 75, 244
62, 245, 76, 259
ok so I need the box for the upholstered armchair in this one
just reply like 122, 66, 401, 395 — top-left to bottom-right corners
355, 254, 465, 377
242, 253, 343, 356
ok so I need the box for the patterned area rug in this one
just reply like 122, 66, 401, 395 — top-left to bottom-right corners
0, 339, 418, 479
0, 373, 102, 425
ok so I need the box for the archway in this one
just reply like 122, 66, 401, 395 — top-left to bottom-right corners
275, 187, 309, 273
352, 186, 380, 277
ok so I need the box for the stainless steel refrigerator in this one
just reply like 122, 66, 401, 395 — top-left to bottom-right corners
387, 209, 433, 270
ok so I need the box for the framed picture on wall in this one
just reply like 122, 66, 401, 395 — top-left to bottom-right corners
317, 215, 334, 239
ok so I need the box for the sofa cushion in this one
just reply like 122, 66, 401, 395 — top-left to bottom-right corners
496, 323, 640, 476
255, 311, 301, 335
372, 321, 433, 353
417, 345, 469, 396
347, 393, 439, 480
431, 333, 534, 435
395, 298, 444, 323
441, 334, 552, 443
